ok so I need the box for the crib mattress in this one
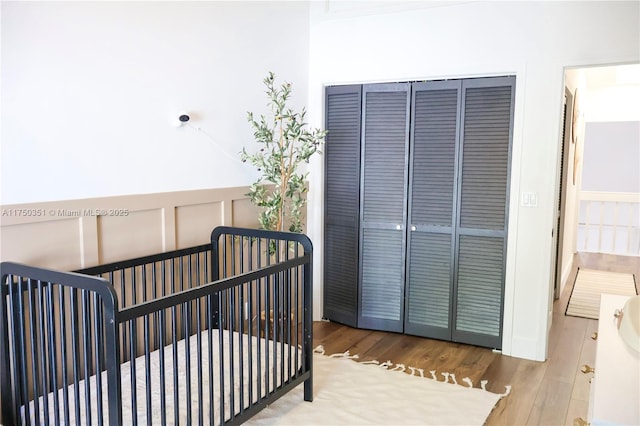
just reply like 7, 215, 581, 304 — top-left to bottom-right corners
23, 329, 303, 425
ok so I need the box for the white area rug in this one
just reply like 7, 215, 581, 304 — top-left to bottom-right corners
566, 268, 638, 319
246, 346, 509, 425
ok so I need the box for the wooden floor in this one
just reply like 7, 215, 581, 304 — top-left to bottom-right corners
312, 253, 639, 425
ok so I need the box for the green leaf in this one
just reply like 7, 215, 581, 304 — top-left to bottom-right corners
240, 72, 327, 232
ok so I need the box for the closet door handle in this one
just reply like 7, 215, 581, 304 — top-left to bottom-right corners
395, 224, 403, 230
410, 225, 417, 231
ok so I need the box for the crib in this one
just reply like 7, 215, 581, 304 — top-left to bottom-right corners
0, 226, 313, 425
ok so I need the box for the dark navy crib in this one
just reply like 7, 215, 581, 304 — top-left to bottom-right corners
0, 226, 313, 425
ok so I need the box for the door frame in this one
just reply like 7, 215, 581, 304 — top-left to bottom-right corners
553, 86, 574, 300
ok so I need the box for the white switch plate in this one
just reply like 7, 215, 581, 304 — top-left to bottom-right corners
521, 191, 538, 207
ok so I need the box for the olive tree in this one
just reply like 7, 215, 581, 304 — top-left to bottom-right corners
241, 72, 326, 233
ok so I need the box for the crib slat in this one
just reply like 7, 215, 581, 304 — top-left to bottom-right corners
229, 285, 236, 421
234, 237, 246, 416
82, 289, 93, 426
158, 308, 167, 426
120, 269, 127, 362
295, 259, 300, 373
217, 302, 225, 425
0, 275, 16, 426
276, 268, 283, 390
58, 285, 71, 425
191, 254, 204, 426
93, 292, 104, 426
238, 283, 245, 414
157, 263, 167, 426
247, 236, 255, 410
303, 241, 313, 402
36, 280, 51, 425
207, 296, 215, 425
70, 288, 82, 425
142, 265, 152, 424
286, 266, 292, 384
183, 288, 192, 424
256, 235, 263, 403
170, 258, 179, 426
45, 282, 61, 426
265, 273, 271, 399
27, 279, 43, 425
196, 293, 204, 426
129, 308, 137, 425
13, 276, 30, 425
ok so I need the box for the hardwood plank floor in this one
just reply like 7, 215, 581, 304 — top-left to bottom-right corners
313, 253, 638, 425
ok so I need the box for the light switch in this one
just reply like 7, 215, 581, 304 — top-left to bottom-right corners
521, 191, 538, 207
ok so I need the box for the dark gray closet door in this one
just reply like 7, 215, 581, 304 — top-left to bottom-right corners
452, 77, 515, 349
323, 85, 362, 327
358, 83, 411, 332
404, 80, 462, 340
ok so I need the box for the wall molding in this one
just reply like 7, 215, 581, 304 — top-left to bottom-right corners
0, 186, 259, 270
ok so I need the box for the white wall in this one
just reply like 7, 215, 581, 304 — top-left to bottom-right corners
1, 1, 310, 204
582, 122, 640, 193
558, 68, 587, 297
585, 65, 640, 122
306, 1, 640, 361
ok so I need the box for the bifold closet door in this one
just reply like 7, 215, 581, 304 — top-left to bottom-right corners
358, 83, 410, 332
323, 85, 362, 327
452, 77, 515, 349
323, 77, 515, 349
404, 80, 462, 340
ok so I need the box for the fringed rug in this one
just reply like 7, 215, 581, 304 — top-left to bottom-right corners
246, 346, 510, 425
566, 268, 637, 319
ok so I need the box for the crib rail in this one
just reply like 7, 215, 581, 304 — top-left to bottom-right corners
209, 226, 314, 424
116, 257, 311, 425
76, 243, 212, 308
0, 263, 121, 426
0, 226, 313, 426
76, 244, 213, 364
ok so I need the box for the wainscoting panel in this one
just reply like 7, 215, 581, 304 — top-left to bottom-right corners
175, 201, 223, 248
0, 186, 260, 271
0, 217, 83, 270
98, 208, 165, 264
232, 198, 260, 229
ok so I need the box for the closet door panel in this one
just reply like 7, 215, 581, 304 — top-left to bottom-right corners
453, 77, 515, 349
361, 228, 404, 322
405, 232, 452, 339
455, 235, 504, 345
405, 81, 460, 339
361, 91, 408, 224
458, 84, 513, 230
324, 85, 362, 326
358, 83, 410, 332
409, 84, 460, 226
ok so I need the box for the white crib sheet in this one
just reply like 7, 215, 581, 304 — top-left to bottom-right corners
24, 329, 303, 425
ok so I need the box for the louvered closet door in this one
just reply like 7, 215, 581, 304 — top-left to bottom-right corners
358, 83, 411, 332
404, 81, 462, 340
323, 85, 362, 327
452, 77, 515, 349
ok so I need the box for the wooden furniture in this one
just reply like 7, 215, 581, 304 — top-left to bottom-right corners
0, 227, 314, 426
588, 294, 640, 425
